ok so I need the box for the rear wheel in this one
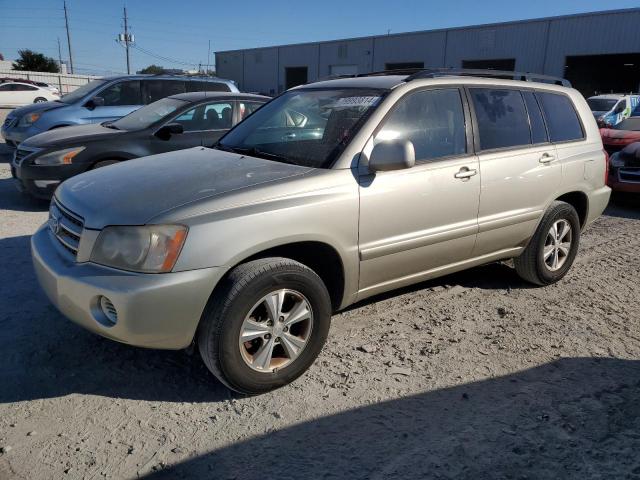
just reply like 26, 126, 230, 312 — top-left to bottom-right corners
514, 201, 581, 285
198, 257, 332, 394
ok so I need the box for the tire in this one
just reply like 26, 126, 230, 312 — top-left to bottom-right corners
198, 257, 332, 394
92, 160, 120, 169
33, 97, 47, 103
514, 201, 581, 286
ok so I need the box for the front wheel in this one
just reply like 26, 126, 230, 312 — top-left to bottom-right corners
198, 258, 332, 394
33, 97, 47, 103
514, 201, 581, 285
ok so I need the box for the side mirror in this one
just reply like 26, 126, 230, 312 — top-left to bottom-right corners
85, 96, 105, 110
155, 123, 184, 141
368, 140, 416, 172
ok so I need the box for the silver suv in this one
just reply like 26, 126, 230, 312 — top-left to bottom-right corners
32, 70, 611, 394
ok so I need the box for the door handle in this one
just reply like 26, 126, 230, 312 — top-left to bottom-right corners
539, 153, 556, 164
454, 167, 478, 179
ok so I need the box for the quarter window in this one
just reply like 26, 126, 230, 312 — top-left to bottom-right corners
375, 88, 467, 162
99, 80, 142, 106
470, 88, 530, 150
522, 91, 548, 144
536, 92, 584, 143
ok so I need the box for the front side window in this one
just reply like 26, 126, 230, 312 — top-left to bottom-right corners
143, 80, 186, 104
99, 80, 142, 106
471, 88, 531, 151
219, 88, 385, 168
536, 92, 584, 143
375, 88, 467, 162
111, 97, 188, 131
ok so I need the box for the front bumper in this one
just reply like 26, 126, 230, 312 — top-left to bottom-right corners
31, 225, 226, 349
1, 123, 33, 146
13, 150, 89, 199
608, 171, 640, 193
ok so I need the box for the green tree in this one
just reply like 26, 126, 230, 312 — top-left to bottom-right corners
138, 64, 165, 74
12, 49, 60, 73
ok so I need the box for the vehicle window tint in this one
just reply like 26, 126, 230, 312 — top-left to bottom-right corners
239, 101, 264, 120
522, 91, 548, 144
0, 84, 12, 91
143, 80, 186, 104
173, 102, 233, 131
99, 80, 142, 106
536, 92, 584, 143
471, 88, 530, 150
375, 88, 466, 162
186, 81, 231, 93
13, 84, 38, 91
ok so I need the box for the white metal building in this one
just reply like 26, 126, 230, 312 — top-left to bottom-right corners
216, 8, 640, 97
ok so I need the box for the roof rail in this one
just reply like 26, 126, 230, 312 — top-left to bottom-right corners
402, 68, 571, 87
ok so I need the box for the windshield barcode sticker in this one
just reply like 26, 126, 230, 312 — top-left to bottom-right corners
331, 96, 381, 108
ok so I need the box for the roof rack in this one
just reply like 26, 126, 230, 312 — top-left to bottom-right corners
401, 68, 571, 87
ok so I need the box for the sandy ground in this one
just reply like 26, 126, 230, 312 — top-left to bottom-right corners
0, 145, 639, 479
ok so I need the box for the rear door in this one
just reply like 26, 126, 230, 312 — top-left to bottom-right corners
469, 87, 562, 257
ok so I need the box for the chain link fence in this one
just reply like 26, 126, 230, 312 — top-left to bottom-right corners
0, 70, 101, 94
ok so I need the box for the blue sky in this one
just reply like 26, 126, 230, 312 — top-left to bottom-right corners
1, 0, 638, 75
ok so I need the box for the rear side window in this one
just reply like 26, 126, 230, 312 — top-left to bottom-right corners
143, 80, 186, 104
186, 81, 231, 92
536, 92, 584, 143
375, 88, 467, 162
470, 88, 530, 150
522, 91, 548, 144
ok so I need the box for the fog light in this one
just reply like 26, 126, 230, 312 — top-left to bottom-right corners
99, 296, 118, 326
34, 180, 60, 188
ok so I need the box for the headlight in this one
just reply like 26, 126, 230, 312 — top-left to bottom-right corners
90, 225, 188, 273
33, 147, 85, 165
610, 153, 625, 168
18, 113, 42, 127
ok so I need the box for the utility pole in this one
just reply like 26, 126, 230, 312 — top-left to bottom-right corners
207, 40, 211, 74
57, 37, 63, 70
63, 0, 74, 73
123, 6, 131, 74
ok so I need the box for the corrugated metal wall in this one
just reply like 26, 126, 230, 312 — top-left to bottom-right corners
216, 8, 640, 94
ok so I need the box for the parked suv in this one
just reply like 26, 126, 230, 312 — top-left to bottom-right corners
1, 75, 238, 147
12, 92, 268, 198
32, 70, 610, 394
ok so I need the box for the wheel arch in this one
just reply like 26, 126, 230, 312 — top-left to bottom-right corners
555, 190, 589, 228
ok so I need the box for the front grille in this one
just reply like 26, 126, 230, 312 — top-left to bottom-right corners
13, 148, 29, 166
619, 169, 640, 183
49, 199, 84, 257
3, 117, 16, 128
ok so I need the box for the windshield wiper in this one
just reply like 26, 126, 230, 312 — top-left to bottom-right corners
215, 144, 297, 164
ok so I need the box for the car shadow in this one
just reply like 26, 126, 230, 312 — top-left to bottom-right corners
0, 234, 232, 404
606, 193, 640, 219
141, 357, 640, 479
0, 176, 50, 212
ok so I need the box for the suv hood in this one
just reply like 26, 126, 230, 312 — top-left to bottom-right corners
8, 100, 66, 118
55, 147, 313, 229
22, 123, 123, 148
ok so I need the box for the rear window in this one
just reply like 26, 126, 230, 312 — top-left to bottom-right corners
470, 88, 530, 150
186, 80, 231, 93
536, 92, 584, 143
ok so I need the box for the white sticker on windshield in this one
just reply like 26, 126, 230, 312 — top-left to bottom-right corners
331, 96, 381, 108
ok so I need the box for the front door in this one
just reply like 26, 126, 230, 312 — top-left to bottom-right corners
79, 79, 143, 124
358, 88, 480, 296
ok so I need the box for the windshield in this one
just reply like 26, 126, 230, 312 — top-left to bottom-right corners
218, 88, 385, 168
613, 117, 640, 131
587, 98, 618, 112
111, 97, 188, 131
59, 79, 107, 104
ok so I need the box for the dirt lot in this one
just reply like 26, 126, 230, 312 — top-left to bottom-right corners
0, 146, 639, 479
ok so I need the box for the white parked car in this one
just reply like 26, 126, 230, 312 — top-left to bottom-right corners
0, 82, 60, 107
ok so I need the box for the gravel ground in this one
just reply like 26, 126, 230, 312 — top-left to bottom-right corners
0, 150, 639, 479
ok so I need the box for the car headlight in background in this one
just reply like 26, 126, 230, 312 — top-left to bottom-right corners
609, 153, 625, 168
90, 225, 188, 273
18, 113, 42, 127
33, 147, 85, 165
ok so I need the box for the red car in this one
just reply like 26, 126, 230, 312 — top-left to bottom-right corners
600, 116, 640, 156
608, 142, 640, 193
